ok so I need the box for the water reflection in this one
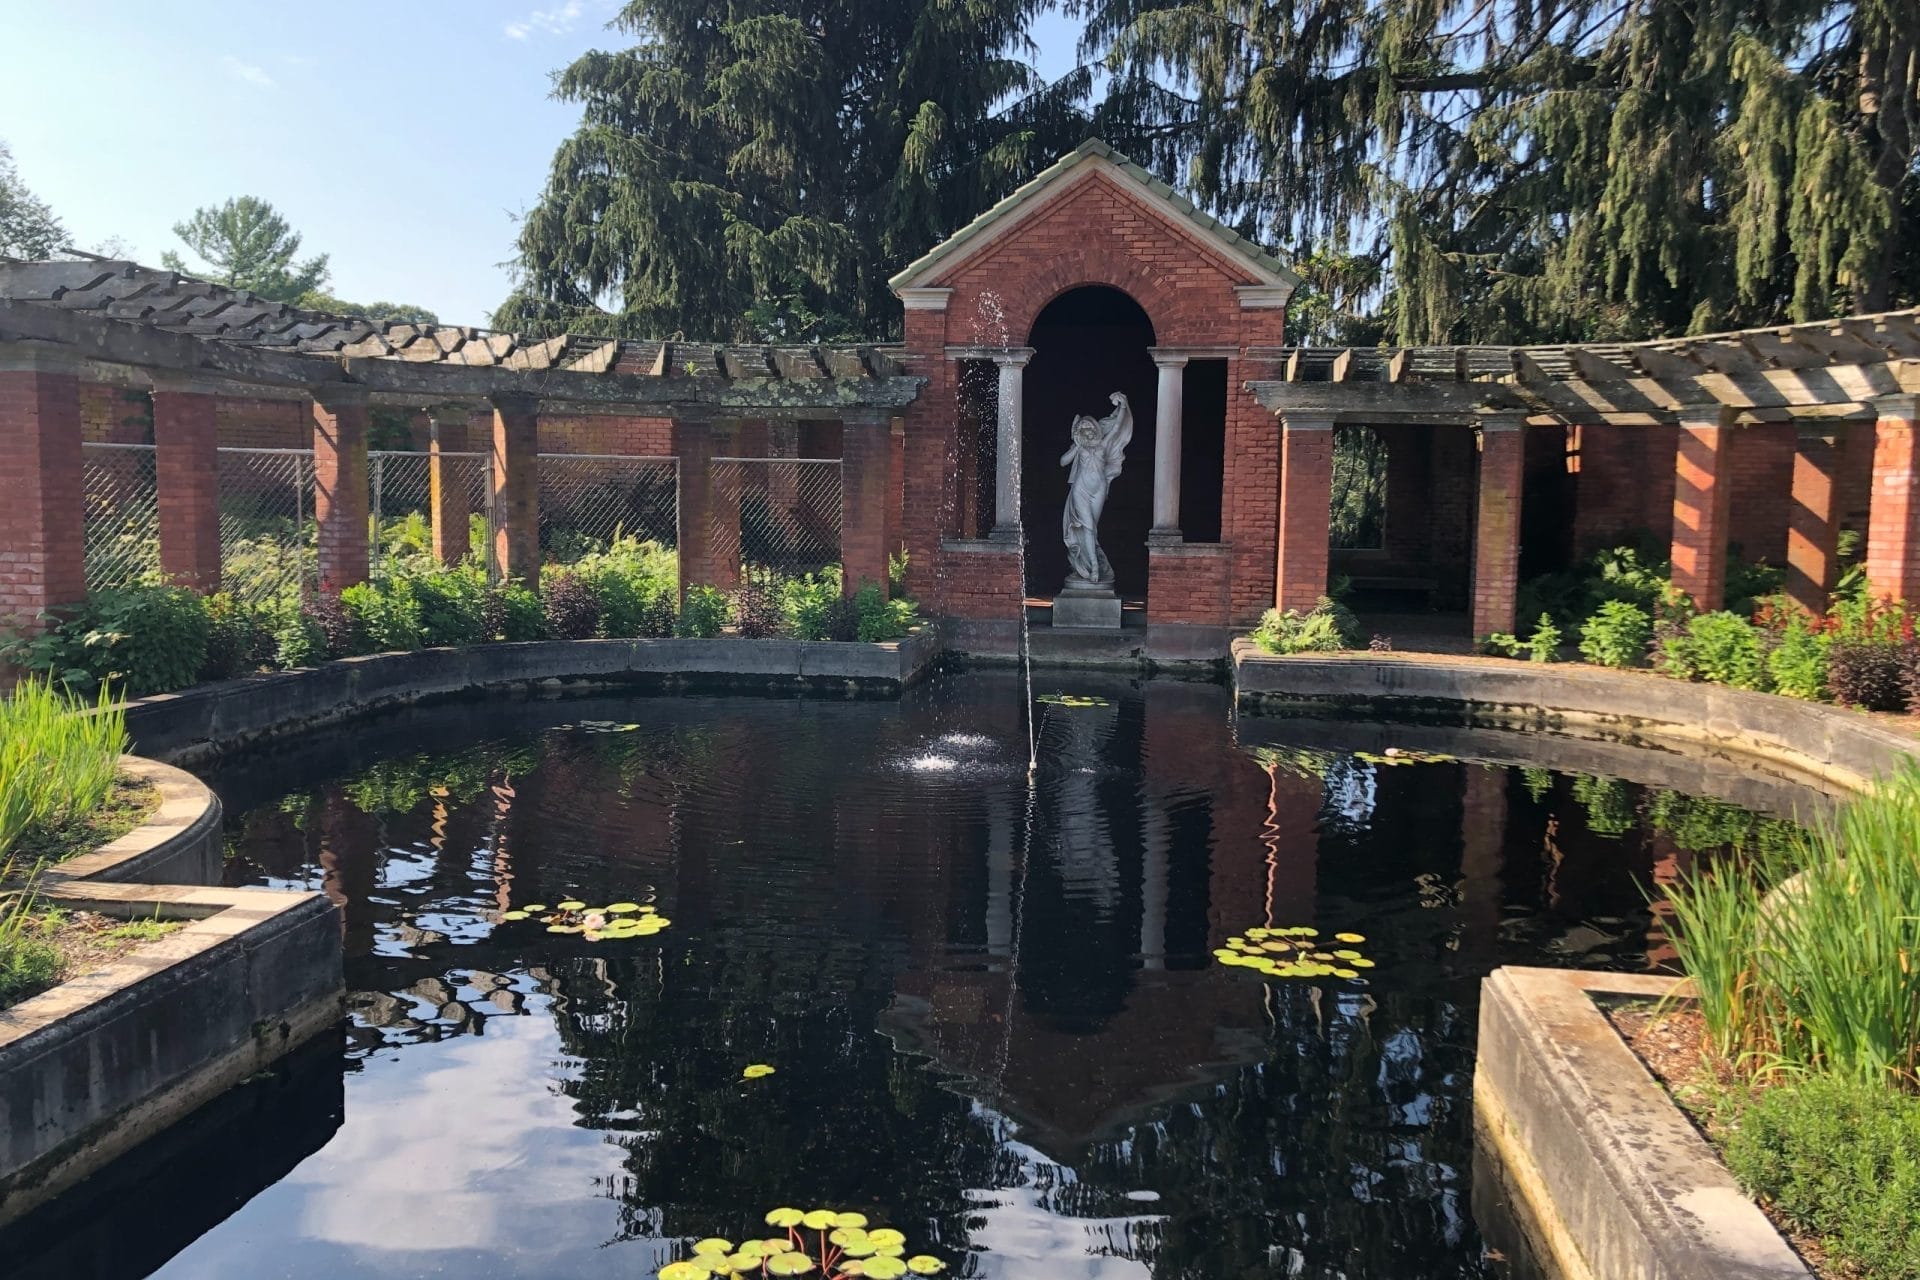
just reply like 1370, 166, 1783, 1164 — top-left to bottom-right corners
0, 672, 1815, 1279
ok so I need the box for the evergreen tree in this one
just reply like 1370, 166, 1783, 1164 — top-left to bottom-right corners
498, 0, 1089, 342
1077, 0, 1919, 343
161, 196, 331, 302
0, 140, 71, 260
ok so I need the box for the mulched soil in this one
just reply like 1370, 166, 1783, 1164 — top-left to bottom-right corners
1604, 1001, 1853, 1279
7, 775, 160, 867
2, 910, 185, 1014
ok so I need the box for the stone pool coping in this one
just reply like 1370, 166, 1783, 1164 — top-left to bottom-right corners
0, 755, 341, 1225
121, 629, 942, 764
1232, 640, 1918, 791
1475, 968, 1810, 1279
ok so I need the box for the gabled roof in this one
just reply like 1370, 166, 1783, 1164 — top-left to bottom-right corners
888, 139, 1300, 293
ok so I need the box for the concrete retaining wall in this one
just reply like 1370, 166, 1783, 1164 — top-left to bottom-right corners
1234, 641, 1919, 791
0, 882, 341, 1223
123, 630, 941, 763
1475, 968, 1809, 1279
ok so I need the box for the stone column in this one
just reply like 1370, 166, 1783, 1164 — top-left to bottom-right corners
1867, 395, 1920, 602
1787, 428, 1842, 614
427, 403, 476, 567
489, 393, 540, 583
0, 345, 86, 638
1472, 416, 1527, 638
1274, 413, 1333, 611
991, 347, 1035, 537
150, 375, 223, 591
311, 384, 370, 593
1670, 407, 1737, 609
1149, 350, 1188, 540
841, 410, 892, 598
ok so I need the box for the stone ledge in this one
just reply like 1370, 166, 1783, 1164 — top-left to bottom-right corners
1232, 640, 1918, 791
34, 755, 223, 889
0, 882, 342, 1224
121, 630, 942, 765
1475, 967, 1809, 1280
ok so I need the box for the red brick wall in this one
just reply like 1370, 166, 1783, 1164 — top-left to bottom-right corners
1867, 407, 1920, 602
1671, 421, 1734, 608
151, 389, 222, 590
941, 543, 1024, 619
0, 367, 87, 630
1573, 424, 1678, 555
1147, 543, 1232, 623
538, 413, 675, 456
312, 392, 371, 591
80, 381, 152, 443
897, 164, 1287, 625
1471, 425, 1526, 636
216, 394, 310, 448
1275, 422, 1333, 612
1728, 423, 1795, 565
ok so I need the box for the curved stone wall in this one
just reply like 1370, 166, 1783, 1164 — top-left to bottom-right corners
1233, 640, 1918, 793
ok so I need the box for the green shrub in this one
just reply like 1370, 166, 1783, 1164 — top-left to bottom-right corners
853, 583, 916, 642
483, 580, 547, 642
201, 592, 274, 681
272, 607, 327, 669
1682, 611, 1767, 689
0, 882, 62, 1011
677, 586, 730, 638
1725, 558, 1786, 616
1720, 1076, 1920, 1278
1766, 613, 1830, 700
781, 569, 845, 641
542, 571, 602, 640
5, 583, 211, 696
1578, 600, 1653, 668
339, 581, 422, 653
571, 536, 677, 637
1252, 596, 1360, 655
1524, 613, 1561, 662
395, 563, 487, 647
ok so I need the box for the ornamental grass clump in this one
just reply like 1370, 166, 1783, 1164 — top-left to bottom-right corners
0, 678, 127, 859
1664, 764, 1920, 1087
1252, 596, 1359, 654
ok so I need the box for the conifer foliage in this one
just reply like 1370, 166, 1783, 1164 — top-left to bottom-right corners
1077, 0, 1918, 343
499, 0, 1087, 342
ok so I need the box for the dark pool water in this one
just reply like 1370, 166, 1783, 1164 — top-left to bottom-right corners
1, 672, 1817, 1280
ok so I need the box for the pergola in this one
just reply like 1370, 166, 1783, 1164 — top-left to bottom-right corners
1249, 309, 1920, 633
0, 257, 923, 625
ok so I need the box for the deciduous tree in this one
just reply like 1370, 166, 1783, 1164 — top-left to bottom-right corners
162, 196, 331, 302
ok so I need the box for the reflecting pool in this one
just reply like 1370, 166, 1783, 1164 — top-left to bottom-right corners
0, 672, 1818, 1279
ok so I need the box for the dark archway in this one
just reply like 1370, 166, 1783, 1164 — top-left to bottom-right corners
1022, 286, 1158, 600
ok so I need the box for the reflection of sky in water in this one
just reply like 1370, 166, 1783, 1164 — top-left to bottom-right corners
153, 1012, 662, 1279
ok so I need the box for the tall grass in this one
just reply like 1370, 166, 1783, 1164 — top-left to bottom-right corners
1664, 765, 1920, 1088
0, 678, 127, 859
0, 859, 61, 1008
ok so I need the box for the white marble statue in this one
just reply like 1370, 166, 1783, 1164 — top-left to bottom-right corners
1059, 392, 1133, 589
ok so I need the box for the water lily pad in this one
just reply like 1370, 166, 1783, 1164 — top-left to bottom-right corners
546, 924, 582, 934
661, 1262, 711, 1280
867, 1229, 906, 1249
522, 903, 547, 913
766, 1254, 815, 1276
694, 1239, 733, 1256
608, 902, 641, 914
501, 910, 528, 921
1333, 949, 1361, 960
802, 1209, 838, 1230
765, 1208, 805, 1228
558, 900, 587, 911
907, 1257, 947, 1275
1351, 958, 1376, 968
1211, 948, 1238, 961
833, 1212, 869, 1229
1333, 968, 1359, 978
760, 1239, 796, 1254
1335, 932, 1366, 943
743, 1063, 776, 1079
860, 1258, 906, 1280
829, 1227, 870, 1247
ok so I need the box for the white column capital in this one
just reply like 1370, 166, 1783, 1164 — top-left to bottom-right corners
1474, 412, 1528, 435
1675, 404, 1738, 430
1148, 349, 1191, 369
897, 288, 952, 312
1278, 412, 1335, 433
990, 347, 1036, 369
1873, 393, 1920, 422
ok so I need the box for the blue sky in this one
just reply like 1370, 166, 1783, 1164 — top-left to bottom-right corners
2, 2, 1085, 327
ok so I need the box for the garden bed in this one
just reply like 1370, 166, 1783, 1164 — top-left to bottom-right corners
4, 775, 157, 867
1607, 1003, 1920, 1278
0, 905, 183, 1013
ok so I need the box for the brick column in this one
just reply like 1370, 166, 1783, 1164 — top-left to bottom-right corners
1787, 429, 1842, 614
0, 345, 86, 637
150, 376, 223, 591
1669, 408, 1736, 609
841, 411, 892, 598
1472, 417, 1527, 637
1867, 395, 1920, 602
311, 385, 370, 593
673, 418, 716, 597
489, 393, 540, 583
427, 403, 476, 566
888, 417, 906, 564
1274, 413, 1333, 611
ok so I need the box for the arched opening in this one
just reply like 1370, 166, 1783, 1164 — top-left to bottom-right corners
1021, 286, 1158, 602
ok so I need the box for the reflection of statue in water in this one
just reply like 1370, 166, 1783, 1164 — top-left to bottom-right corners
1059, 392, 1133, 589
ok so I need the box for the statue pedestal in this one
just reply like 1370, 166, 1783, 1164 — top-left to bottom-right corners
1052, 587, 1122, 630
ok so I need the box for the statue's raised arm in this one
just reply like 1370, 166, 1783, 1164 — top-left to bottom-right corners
1100, 392, 1132, 479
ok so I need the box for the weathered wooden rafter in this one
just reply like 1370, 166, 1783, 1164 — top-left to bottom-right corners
1249, 307, 1920, 425
0, 258, 922, 415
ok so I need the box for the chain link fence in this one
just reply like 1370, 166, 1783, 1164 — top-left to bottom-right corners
370, 450, 491, 569
538, 453, 678, 563
81, 442, 161, 591
218, 447, 315, 602
710, 457, 841, 583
